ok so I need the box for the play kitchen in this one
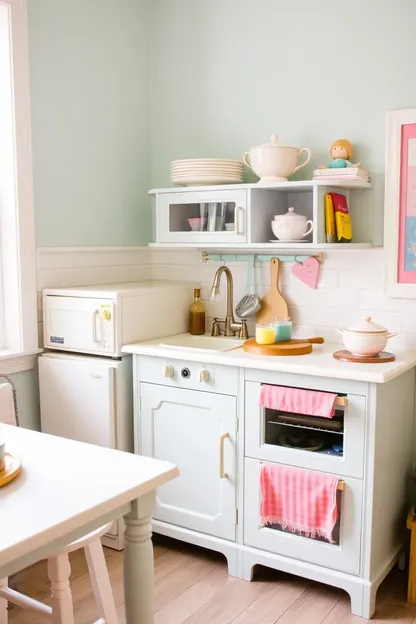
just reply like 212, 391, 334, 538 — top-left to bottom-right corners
122, 255, 416, 620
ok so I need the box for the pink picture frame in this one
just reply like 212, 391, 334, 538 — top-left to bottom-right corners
385, 109, 416, 297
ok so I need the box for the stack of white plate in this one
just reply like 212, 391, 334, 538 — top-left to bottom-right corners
171, 159, 244, 186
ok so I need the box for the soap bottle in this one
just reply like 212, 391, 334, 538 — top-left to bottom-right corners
189, 288, 205, 335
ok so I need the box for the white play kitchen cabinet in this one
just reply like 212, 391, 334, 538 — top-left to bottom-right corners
132, 354, 415, 619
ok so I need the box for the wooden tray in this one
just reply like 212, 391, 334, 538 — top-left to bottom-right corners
333, 350, 395, 364
243, 337, 324, 356
0, 453, 22, 487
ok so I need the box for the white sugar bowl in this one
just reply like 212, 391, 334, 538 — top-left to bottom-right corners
337, 316, 397, 357
243, 133, 311, 183
271, 207, 313, 241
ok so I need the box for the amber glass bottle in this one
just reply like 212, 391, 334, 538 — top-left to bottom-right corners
189, 288, 205, 335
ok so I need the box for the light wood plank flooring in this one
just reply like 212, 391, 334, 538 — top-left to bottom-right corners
6, 536, 415, 623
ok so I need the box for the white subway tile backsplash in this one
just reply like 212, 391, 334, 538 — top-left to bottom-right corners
35, 246, 416, 348
338, 268, 384, 290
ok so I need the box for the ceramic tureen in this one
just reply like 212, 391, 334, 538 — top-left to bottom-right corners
243, 133, 311, 183
337, 316, 397, 357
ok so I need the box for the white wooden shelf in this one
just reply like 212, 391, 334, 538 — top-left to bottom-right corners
149, 242, 374, 251
149, 179, 372, 195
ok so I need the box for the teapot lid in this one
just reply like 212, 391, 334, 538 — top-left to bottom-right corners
345, 316, 387, 333
276, 207, 305, 220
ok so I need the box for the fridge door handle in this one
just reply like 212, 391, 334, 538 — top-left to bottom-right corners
108, 367, 117, 449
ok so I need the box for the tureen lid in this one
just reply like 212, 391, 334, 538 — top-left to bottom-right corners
275, 207, 305, 221
254, 133, 295, 149
345, 316, 387, 333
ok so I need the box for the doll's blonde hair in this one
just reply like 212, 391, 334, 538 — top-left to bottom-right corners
331, 139, 353, 159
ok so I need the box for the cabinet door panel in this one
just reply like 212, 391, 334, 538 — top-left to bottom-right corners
244, 458, 362, 575
245, 381, 365, 479
157, 190, 247, 244
140, 383, 236, 541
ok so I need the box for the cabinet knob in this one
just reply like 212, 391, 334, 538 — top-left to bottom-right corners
164, 364, 175, 378
199, 369, 210, 383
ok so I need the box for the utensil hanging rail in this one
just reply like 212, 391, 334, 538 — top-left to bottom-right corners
201, 252, 324, 264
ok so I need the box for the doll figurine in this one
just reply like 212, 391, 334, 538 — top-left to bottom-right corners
321, 139, 360, 169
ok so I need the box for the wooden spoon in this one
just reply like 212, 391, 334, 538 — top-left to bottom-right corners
256, 258, 289, 324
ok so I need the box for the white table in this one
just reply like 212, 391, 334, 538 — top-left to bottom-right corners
0, 424, 178, 623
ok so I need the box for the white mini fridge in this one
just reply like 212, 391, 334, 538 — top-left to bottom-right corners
39, 351, 133, 550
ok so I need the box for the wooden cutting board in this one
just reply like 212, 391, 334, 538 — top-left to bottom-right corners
256, 258, 289, 324
243, 337, 324, 356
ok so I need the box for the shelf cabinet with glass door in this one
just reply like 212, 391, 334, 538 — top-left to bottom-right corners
150, 180, 372, 250
153, 188, 247, 245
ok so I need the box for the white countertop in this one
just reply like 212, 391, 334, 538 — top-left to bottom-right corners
122, 335, 416, 383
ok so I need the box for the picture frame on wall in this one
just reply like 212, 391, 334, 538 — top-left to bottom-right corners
385, 108, 416, 298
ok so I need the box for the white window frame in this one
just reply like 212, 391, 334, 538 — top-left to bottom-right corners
0, 0, 38, 372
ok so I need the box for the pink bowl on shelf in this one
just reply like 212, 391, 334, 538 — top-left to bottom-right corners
188, 218, 206, 232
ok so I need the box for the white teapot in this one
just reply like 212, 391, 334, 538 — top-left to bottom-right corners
271, 207, 313, 241
244, 133, 311, 183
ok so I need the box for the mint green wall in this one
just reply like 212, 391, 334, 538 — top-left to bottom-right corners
28, 0, 151, 246
149, 0, 416, 246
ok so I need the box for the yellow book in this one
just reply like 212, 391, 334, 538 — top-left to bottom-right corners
330, 192, 352, 243
324, 193, 336, 243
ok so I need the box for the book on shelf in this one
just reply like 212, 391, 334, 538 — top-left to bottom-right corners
313, 167, 370, 181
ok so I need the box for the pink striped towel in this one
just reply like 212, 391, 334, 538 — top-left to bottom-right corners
259, 385, 337, 419
260, 463, 339, 543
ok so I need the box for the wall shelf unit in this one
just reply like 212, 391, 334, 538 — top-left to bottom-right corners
149, 179, 373, 250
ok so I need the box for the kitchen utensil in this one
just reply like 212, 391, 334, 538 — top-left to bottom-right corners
207, 203, 217, 232
333, 350, 396, 364
271, 208, 313, 241
0, 453, 22, 488
236, 256, 261, 319
243, 133, 311, 183
188, 217, 206, 231
256, 258, 289, 324
243, 337, 324, 356
336, 316, 397, 357
278, 433, 325, 452
272, 319, 292, 342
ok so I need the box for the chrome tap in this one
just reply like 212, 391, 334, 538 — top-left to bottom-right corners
210, 266, 248, 339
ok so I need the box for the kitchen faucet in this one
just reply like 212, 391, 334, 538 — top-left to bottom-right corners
210, 266, 248, 339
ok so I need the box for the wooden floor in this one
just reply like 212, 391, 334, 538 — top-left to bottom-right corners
6, 535, 415, 623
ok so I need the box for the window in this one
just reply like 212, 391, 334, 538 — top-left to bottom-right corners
0, 0, 38, 371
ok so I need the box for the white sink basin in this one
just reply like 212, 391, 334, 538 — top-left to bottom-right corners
159, 334, 244, 352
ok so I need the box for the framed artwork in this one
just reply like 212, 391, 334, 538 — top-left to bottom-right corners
385, 109, 416, 297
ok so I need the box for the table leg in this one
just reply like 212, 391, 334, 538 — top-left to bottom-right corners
123, 491, 156, 624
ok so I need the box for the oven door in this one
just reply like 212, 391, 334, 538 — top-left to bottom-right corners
43, 296, 116, 355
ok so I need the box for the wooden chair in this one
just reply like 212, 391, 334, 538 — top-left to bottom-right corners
0, 523, 117, 624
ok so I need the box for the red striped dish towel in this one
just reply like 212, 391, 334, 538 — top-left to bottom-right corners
259, 385, 337, 418
260, 463, 339, 543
